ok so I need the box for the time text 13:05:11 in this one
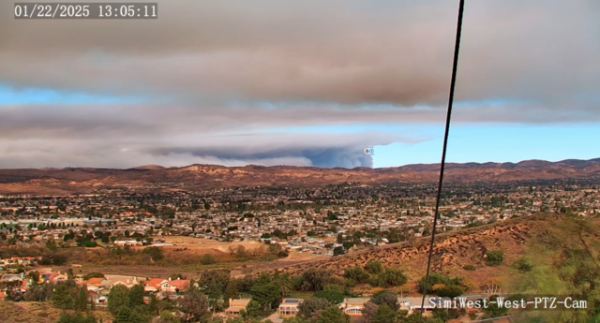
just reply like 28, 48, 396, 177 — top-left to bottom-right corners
14, 3, 158, 19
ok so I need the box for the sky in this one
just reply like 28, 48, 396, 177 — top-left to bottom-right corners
0, 0, 599, 169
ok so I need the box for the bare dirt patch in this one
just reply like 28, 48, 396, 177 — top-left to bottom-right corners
158, 236, 263, 254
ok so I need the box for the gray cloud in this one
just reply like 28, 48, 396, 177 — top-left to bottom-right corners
1, 0, 598, 108
0, 0, 598, 169
2, 103, 598, 142
0, 130, 410, 169
1, 101, 599, 169
144, 131, 413, 168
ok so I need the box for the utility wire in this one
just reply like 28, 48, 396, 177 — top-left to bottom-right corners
418, 0, 465, 321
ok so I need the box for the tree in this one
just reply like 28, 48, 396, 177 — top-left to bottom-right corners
115, 305, 133, 323
157, 311, 181, 323
58, 311, 98, 323
67, 268, 75, 281
360, 302, 379, 323
148, 294, 160, 315
365, 261, 383, 275
482, 295, 509, 319
251, 276, 281, 311
241, 301, 261, 320
180, 286, 210, 323
82, 272, 105, 280
143, 246, 165, 261
24, 282, 54, 302
300, 268, 333, 292
344, 267, 370, 284
200, 270, 230, 293
127, 306, 152, 323
283, 317, 309, 323
314, 290, 344, 305
432, 309, 450, 322
277, 273, 293, 298
224, 280, 241, 305
316, 306, 350, 323
75, 286, 89, 311
28, 271, 41, 284
299, 298, 330, 319
128, 283, 146, 308
371, 292, 399, 311
373, 268, 407, 288
53, 284, 75, 309
435, 285, 464, 298
418, 273, 463, 295
374, 305, 397, 323
108, 285, 130, 315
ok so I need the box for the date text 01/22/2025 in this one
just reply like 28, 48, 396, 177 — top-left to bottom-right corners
14, 3, 158, 19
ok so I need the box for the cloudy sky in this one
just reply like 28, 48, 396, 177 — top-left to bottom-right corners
1, 0, 599, 169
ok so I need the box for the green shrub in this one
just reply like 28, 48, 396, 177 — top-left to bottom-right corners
343, 266, 369, 283
371, 292, 400, 311
314, 290, 344, 304
485, 251, 505, 266
418, 273, 464, 294
462, 265, 476, 271
435, 285, 465, 298
514, 257, 534, 272
82, 272, 105, 280
365, 260, 383, 275
200, 254, 217, 265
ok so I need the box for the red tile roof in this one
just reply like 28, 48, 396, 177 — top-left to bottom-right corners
162, 279, 190, 290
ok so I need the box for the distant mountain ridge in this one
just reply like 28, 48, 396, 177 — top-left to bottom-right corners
0, 158, 599, 195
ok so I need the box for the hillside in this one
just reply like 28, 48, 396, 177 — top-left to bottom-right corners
1, 158, 599, 195
276, 218, 532, 273
270, 216, 554, 290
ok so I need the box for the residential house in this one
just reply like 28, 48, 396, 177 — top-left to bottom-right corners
83, 277, 109, 292
144, 278, 167, 293
43, 272, 68, 284
340, 298, 370, 316
278, 299, 303, 316
0, 273, 24, 282
106, 275, 140, 289
224, 298, 252, 316
159, 278, 190, 293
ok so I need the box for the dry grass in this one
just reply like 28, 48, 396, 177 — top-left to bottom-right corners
157, 236, 262, 254
0, 302, 113, 323
267, 217, 554, 293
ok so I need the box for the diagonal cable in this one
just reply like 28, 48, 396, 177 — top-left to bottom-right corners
418, 0, 465, 321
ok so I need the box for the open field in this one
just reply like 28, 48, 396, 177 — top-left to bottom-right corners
155, 236, 263, 254
63, 248, 330, 280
